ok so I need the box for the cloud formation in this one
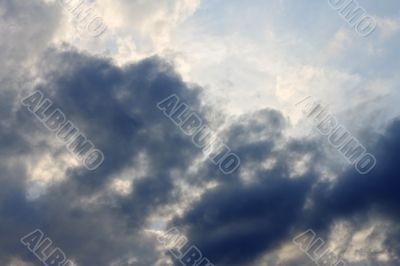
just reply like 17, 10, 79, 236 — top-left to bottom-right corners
1, 1, 400, 266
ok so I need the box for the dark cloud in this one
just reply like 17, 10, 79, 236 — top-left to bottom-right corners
172, 111, 400, 265
313, 118, 400, 219
171, 109, 322, 265
306, 118, 400, 264
0, 47, 209, 265
174, 177, 314, 265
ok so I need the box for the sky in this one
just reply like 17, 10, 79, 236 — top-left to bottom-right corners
1, 0, 400, 265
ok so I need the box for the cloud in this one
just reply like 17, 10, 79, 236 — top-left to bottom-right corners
0, 47, 209, 265
96, 0, 201, 51
0, 0, 61, 83
3, 48, 399, 264
172, 111, 400, 265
